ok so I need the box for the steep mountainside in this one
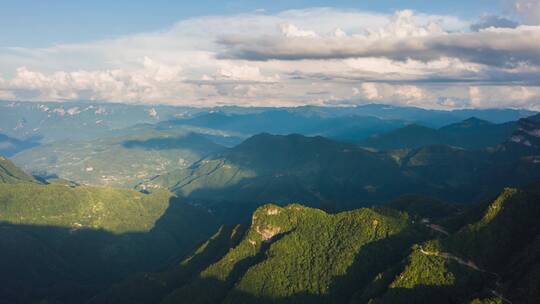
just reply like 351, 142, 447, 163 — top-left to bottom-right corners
0, 156, 39, 183
361, 118, 516, 150
95, 185, 540, 304
93, 203, 427, 304
141, 119, 540, 222
504, 113, 540, 152
0, 161, 218, 304
13, 130, 224, 187
369, 184, 540, 303
140, 133, 414, 221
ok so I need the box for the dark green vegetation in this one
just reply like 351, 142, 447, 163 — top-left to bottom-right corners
94, 184, 540, 304
2, 102, 540, 303
141, 114, 540, 223
0, 158, 218, 303
361, 118, 516, 150
368, 184, 540, 304
13, 129, 224, 187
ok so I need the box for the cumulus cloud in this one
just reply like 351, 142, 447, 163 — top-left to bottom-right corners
219, 15, 540, 69
0, 7, 538, 109
279, 23, 318, 37
469, 85, 540, 109
358, 82, 431, 106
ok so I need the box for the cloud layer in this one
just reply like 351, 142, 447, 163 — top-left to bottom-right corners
0, 5, 539, 110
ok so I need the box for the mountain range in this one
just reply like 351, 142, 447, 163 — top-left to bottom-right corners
91, 183, 540, 304
1, 102, 539, 304
361, 117, 516, 150
139, 114, 540, 222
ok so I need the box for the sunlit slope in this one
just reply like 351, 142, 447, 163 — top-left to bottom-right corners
366, 184, 540, 303
98, 185, 540, 304
97, 203, 428, 304
0, 161, 219, 303
0, 183, 171, 233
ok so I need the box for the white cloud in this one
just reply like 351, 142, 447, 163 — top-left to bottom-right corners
358, 82, 430, 106
360, 83, 381, 100
468, 85, 540, 109
219, 22, 540, 69
0, 7, 538, 109
279, 23, 318, 37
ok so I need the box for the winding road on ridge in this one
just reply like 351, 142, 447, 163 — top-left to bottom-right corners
420, 221, 512, 304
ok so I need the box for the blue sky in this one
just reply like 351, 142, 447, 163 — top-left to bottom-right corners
0, 0, 500, 47
0, 0, 538, 110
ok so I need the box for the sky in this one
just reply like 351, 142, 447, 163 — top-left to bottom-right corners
0, 0, 539, 109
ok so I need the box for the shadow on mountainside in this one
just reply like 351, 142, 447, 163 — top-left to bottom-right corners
121, 133, 224, 153
167, 149, 540, 224
0, 195, 218, 304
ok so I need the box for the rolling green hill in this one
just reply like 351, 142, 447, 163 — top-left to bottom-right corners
94, 185, 540, 304
0, 161, 218, 303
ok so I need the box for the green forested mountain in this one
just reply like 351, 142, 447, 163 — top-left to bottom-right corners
1, 109, 539, 304
139, 133, 413, 221
0, 160, 218, 304
94, 184, 540, 304
140, 115, 540, 222
361, 118, 516, 150
13, 129, 224, 188
368, 183, 540, 303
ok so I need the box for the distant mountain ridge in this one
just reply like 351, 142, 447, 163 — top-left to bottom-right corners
2, 100, 535, 144
361, 117, 516, 150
